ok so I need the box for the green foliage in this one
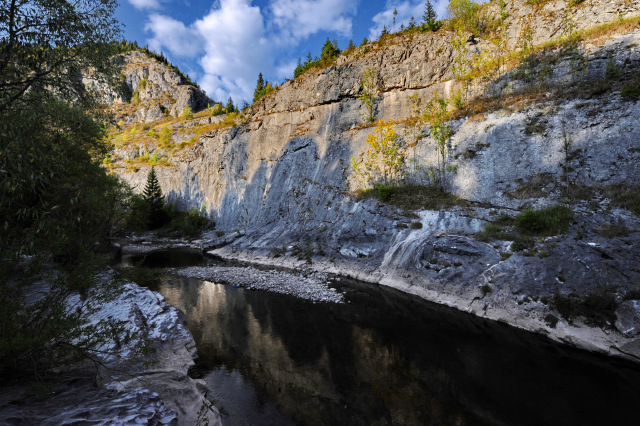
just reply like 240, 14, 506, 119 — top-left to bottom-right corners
514, 206, 573, 236
142, 167, 168, 229
320, 38, 341, 64
605, 55, 622, 80
604, 185, 640, 215
425, 93, 453, 189
138, 77, 148, 90
345, 39, 356, 55
422, 1, 442, 31
0, 0, 120, 113
182, 104, 194, 120
359, 67, 379, 123
253, 73, 265, 102
594, 220, 630, 238
159, 125, 173, 147
253, 72, 276, 103
294, 39, 341, 78
525, 0, 552, 6
0, 0, 135, 383
355, 184, 464, 211
131, 90, 140, 104
351, 121, 403, 186
165, 204, 211, 239
552, 285, 618, 327
225, 97, 236, 113
111, 40, 202, 91
621, 73, 640, 99
447, 0, 482, 34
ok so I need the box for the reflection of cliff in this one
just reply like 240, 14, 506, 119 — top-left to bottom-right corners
157, 274, 640, 426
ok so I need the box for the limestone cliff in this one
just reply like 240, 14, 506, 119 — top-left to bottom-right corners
107, 0, 640, 361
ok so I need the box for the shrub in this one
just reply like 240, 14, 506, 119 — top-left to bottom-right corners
159, 125, 172, 148
355, 184, 464, 211
410, 221, 423, 229
514, 206, 573, 236
551, 285, 618, 327
166, 204, 211, 238
182, 105, 193, 120
131, 90, 140, 104
351, 121, 403, 186
604, 184, 640, 215
594, 220, 630, 238
359, 67, 379, 123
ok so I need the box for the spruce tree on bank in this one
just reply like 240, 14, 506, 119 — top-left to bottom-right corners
142, 167, 168, 229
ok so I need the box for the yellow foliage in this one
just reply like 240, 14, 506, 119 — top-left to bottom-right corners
351, 121, 404, 186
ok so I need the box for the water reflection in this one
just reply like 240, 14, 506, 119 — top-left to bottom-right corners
150, 273, 640, 426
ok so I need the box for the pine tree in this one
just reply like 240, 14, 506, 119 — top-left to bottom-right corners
253, 73, 265, 103
345, 39, 356, 54
320, 38, 340, 65
381, 25, 389, 37
226, 96, 235, 113
408, 16, 416, 29
422, 1, 440, 31
142, 166, 167, 229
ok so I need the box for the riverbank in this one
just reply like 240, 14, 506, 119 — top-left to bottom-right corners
118, 232, 640, 364
0, 274, 221, 426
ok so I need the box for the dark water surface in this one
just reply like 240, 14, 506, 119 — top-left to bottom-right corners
124, 249, 640, 425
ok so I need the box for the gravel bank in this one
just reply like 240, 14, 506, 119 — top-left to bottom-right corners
172, 266, 344, 303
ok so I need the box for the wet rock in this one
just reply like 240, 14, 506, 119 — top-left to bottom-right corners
616, 300, 640, 337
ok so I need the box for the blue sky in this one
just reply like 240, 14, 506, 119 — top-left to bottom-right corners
116, 0, 452, 105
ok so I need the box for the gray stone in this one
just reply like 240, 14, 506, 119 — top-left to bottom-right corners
616, 300, 640, 337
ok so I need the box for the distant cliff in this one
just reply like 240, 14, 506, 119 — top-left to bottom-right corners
106, 0, 640, 361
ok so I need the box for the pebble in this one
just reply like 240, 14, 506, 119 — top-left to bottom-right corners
172, 266, 344, 304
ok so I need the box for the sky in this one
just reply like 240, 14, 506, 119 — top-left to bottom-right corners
116, 0, 453, 105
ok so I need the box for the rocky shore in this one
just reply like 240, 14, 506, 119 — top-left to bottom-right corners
172, 265, 344, 303
0, 276, 221, 426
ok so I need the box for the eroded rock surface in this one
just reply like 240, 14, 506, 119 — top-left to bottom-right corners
109, 1, 640, 361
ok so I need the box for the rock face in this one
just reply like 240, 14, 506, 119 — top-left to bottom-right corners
110, 51, 212, 123
88, 281, 222, 426
110, 1, 640, 361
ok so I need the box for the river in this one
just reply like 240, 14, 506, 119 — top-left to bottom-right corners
122, 248, 640, 425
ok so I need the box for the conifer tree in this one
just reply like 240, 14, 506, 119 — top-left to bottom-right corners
345, 39, 356, 54
381, 25, 389, 37
226, 97, 235, 113
408, 16, 417, 29
422, 1, 440, 31
142, 166, 167, 229
320, 38, 340, 65
253, 73, 265, 103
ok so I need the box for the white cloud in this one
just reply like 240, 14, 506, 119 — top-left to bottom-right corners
368, 0, 448, 41
275, 60, 298, 80
145, 14, 202, 58
129, 0, 164, 11
194, 0, 270, 103
269, 0, 358, 42
143, 0, 361, 104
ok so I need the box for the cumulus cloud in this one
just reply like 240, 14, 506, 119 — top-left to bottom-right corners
145, 14, 202, 58
269, 0, 358, 42
129, 0, 164, 11
368, 0, 448, 40
143, 0, 360, 104
194, 0, 270, 102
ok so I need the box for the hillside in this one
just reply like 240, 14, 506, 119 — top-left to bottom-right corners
105, 0, 640, 361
